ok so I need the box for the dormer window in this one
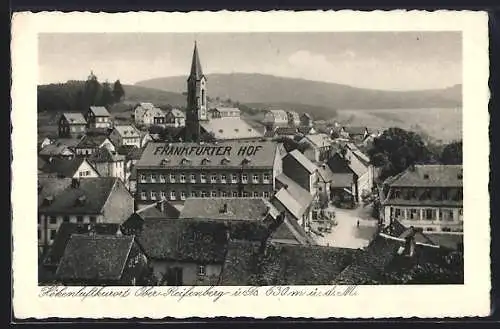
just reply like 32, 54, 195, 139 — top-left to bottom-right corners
423, 174, 429, 179
180, 157, 191, 165
242, 157, 251, 165
43, 195, 54, 206
201, 158, 211, 165
75, 195, 87, 206
220, 157, 231, 165
160, 158, 170, 166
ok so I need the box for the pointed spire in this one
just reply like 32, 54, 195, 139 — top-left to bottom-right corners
189, 41, 204, 81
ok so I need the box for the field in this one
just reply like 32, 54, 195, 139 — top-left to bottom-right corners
333, 108, 462, 144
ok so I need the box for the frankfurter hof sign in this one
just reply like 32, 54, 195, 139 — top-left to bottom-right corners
153, 144, 263, 157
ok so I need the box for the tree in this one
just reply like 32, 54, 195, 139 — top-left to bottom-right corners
100, 81, 114, 106
441, 141, 462, 164
367, 127, 434, 181
113, 79, 125, 102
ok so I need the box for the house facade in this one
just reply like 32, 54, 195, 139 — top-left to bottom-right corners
165, 109, 186, 127
263, 110, 289, 127
109, 125, 142, 148
38, 157, 100, 179
134, 141, 282, 207
86, 106, 112, 129
74, 135, 116, 156
343, 143, 375, 202
299, 133, 334, 163
380, 165, 463, 234
286, 111, 301, 127
58, 113, 87, 138
88, 147, 126, 182
209, 107, 241, 119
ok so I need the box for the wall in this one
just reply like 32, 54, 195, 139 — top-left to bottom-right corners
151, 260, 222, 285
282, 155, 311, 192
102, 179, 135, 224
272, 147, 283, 191
74, 160, 100, 178
383, 205, 463, 233
101, 139, 116, 152
38, 213, 105, 246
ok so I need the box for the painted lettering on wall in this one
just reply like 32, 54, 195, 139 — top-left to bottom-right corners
153, 145, 264, 157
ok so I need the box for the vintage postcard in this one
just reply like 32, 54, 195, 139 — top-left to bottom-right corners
11, 10, 490, 319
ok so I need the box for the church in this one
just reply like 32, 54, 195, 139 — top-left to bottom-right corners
178, 43, 264, 142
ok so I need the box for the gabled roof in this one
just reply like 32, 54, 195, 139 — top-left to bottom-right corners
270, 217, 314, 245
214, 107, 240, 114
39, 157, 90, 178
168, 108, 185, 118
219, 240, 262, 285
44, 223, 122, 267
88, 147, 125, 163
272, 188, 306, 221
56, 234, 134, 281
39, 144, 75, 157
200, 117, 263, 140
37, 177, 73, 207
386, 165, 463, 188
189, 42, 205, 81
137, 102, 156, 110
113, 125, 140, 138
52, 138, 83, 149
285, 149, 318, 174
327, 153, 353, 174
38, 177, 119, 215
275, 127, 298, 136
76, 134, 111, 148
89, 106, 110, 117
179, 198, 279, 221
301, 133, 333, 148
316, 164, 335, 182
61, 112, 87, 125
275, 173, 314, 207
136, 200, 181, 219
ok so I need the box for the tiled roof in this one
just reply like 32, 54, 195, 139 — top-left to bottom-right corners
297, 126, 313, 134
89, 106, 110, 117
39, 157, 88, 178
52, 138, 83, 149
330, 173, 355, 188
270, 217, 314, 245
88, 147, 125, 163
76, 135, 110, 148
386, 165, 463, 188
316, 164, 335, 182
275, 127, 298, 136
301, 133, 333, 148
136, 200, 180, 219
200, 117, 263, 140
169, 108, 185, 118
113, 125, 140, 138
136, 140, 277, 169
276, 173, 314, 206
285, 149, 318, 174
215, 107, 240, 114
38, 177, 73, 207
39, 144, 75, 157
38, 177, 119, 215
62, 112, 87, 125
138, 102, 156, 110
272, 188, 306, 221
55, 234, 134, 281
218, 240, 262, 285
44, 222, 122, 267
179, 197, 279, 221
136, 219, 228, 263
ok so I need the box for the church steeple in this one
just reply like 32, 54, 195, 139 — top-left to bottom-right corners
185, 41, 208, 142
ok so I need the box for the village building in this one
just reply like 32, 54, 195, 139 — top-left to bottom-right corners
88, 147, 126, 182
380, 164, 463, 235
286, 111, 301, 127
262, 109, 289, 127
58, 112, 87, 138
343, 143, 375, 202
325, 153, 356, 207
134, 140, 282, 207
38, 143, 75, 161
74, 134, 115, 156
299, 133, 334, 163
300, 113, 313, 127
209, 107, 241, 119
109, 125, 142, 148
164, 108, 186, 128
264, 126, 298, 139
37, 177, 134, 250
133, 103, 156, 125
338, 126, 372, 142
55, 234, 148, 286
38, 157, 100, 179
38, 136, 53, 151
199, 117, 263, 141
85, 106, 112, 129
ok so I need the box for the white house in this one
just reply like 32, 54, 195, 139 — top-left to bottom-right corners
38, 157, 100, 179
109, 125, 142, 148
299, 133, 334, 163
164, 109, 186, 128
262, 109, 289, 127
343, 143, 375, 202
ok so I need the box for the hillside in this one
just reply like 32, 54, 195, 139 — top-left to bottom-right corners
136, 73, 462, 117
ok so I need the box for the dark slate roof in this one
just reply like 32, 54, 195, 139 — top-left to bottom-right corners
327, 153, 354, 174
55, 234, 134, 281
189, 42, 205, 80
137, 200, 180, 219
62, 112, 87, 125
285, 150, 318, 173
39, 143, 75, 157
297, 126, 313, 134
38, 177, 73, 207
179, 198, 279, 221
219, 240, 262, 285
117, 145, 137, 156
258, 243, 360, 285
425, 234, 463, 251
136, 141, 277, 169
38, 156, 48, 171
316, 164, 335, 182
44, 223, 122, 267
88, 147, 125, 163
89, 106, 110, 117
270, 217, 314, 246
76, 135, 110, 148
39, 157, 88, 178
52, 138, 83, 149
330, 173, 355, 188
136, 219, 228, 263
387, 165, 463, 187
38, 177, 119, 215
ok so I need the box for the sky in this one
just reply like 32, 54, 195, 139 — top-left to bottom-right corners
38, 32, 462, 91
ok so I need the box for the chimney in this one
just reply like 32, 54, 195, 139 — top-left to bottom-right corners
71, 178, 80, 188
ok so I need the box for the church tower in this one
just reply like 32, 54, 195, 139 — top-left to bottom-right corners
184, 42, 208, 142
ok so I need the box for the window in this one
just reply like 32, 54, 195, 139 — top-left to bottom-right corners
442, 227, 452, 232
141, 191, 147, 200
444, 210, 454, 221
38, 230, 41, 240
221, 174, 227, 183
180, 191, 186, 200
457, 189, 463, 201
89, 216, 96, 223
159, 191, 166, 200
190, 174, 196, 183
180, 174, 186, 183
49, 216, 57, 224
242, 174, 248, 184
263, 191, 270, 198
211, 175, 217, 184
200, 173, 207, 183
221, 191, 228, 197
151, 191, 157, 200
243, 191, 249, 197
424, 227, 435, 232
442, 188, 449, 200
198, 265, 206, 276
253, 192, 259, 197
263, 174, 270, 183
200, 191, 207, 198
159, 175, 166, 183
252, 174, 259, 183
140, 174, 146, 183
151, 174, 157, 183
409, 209, 417, 220
170, 191, 176, 200
191, 191, 197, 198
395, 208, 401, 218
50, 229, 57, 241
232, 191, 239, 197
425, 209, 433, 220
169, 174, 176, 183
392, 189, 400, 199
231, 174, 237, 183
459, 209, 463, 216
211, 191, 217, 198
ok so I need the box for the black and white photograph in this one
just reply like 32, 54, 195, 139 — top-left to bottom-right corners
12, 11, 490, 319
36, 31, 465, 286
